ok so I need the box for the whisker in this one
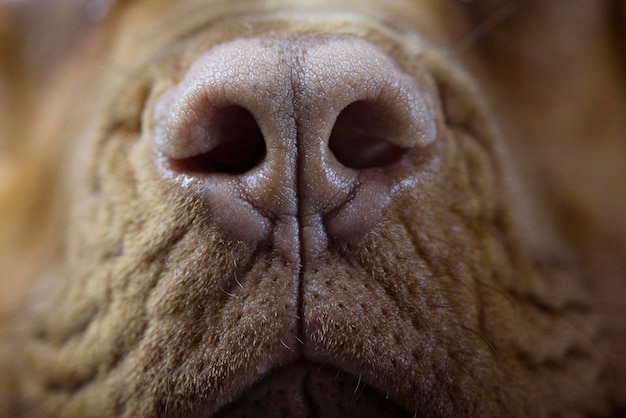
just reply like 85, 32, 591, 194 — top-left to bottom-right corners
453, 1, 518, 53
461, 325, 501, 361
280, 339, 294, 352
218, 283, 237, 298
354, 373, 362, 394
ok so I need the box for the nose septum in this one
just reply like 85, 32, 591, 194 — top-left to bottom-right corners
152, 35, 436, 255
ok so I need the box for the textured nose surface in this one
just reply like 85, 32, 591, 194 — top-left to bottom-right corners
152, 35, 436, 258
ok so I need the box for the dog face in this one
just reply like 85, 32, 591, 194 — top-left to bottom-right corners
1, 0, 625, 416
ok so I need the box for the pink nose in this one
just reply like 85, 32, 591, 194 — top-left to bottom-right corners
152, 35, 436, 257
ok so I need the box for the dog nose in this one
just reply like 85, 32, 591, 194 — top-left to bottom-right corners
152, 35, 436, 254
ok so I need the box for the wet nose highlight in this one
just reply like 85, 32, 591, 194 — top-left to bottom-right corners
152, 35, 436, 246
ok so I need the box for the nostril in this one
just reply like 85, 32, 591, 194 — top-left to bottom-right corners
169, 106, 266, 175
329, 101, 408, 169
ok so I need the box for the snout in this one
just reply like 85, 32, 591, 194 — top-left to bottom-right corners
137, 33, 446, 416
151, 35, 437, 260
24, 14, 554, 418
1, 0, 620, 416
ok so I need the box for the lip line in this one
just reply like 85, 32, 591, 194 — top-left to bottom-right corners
213, 359, 411, 416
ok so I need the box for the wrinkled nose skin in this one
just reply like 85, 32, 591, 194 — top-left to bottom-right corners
152, 35, 436, 262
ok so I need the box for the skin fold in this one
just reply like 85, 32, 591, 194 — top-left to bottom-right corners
0, 0, 625, 416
